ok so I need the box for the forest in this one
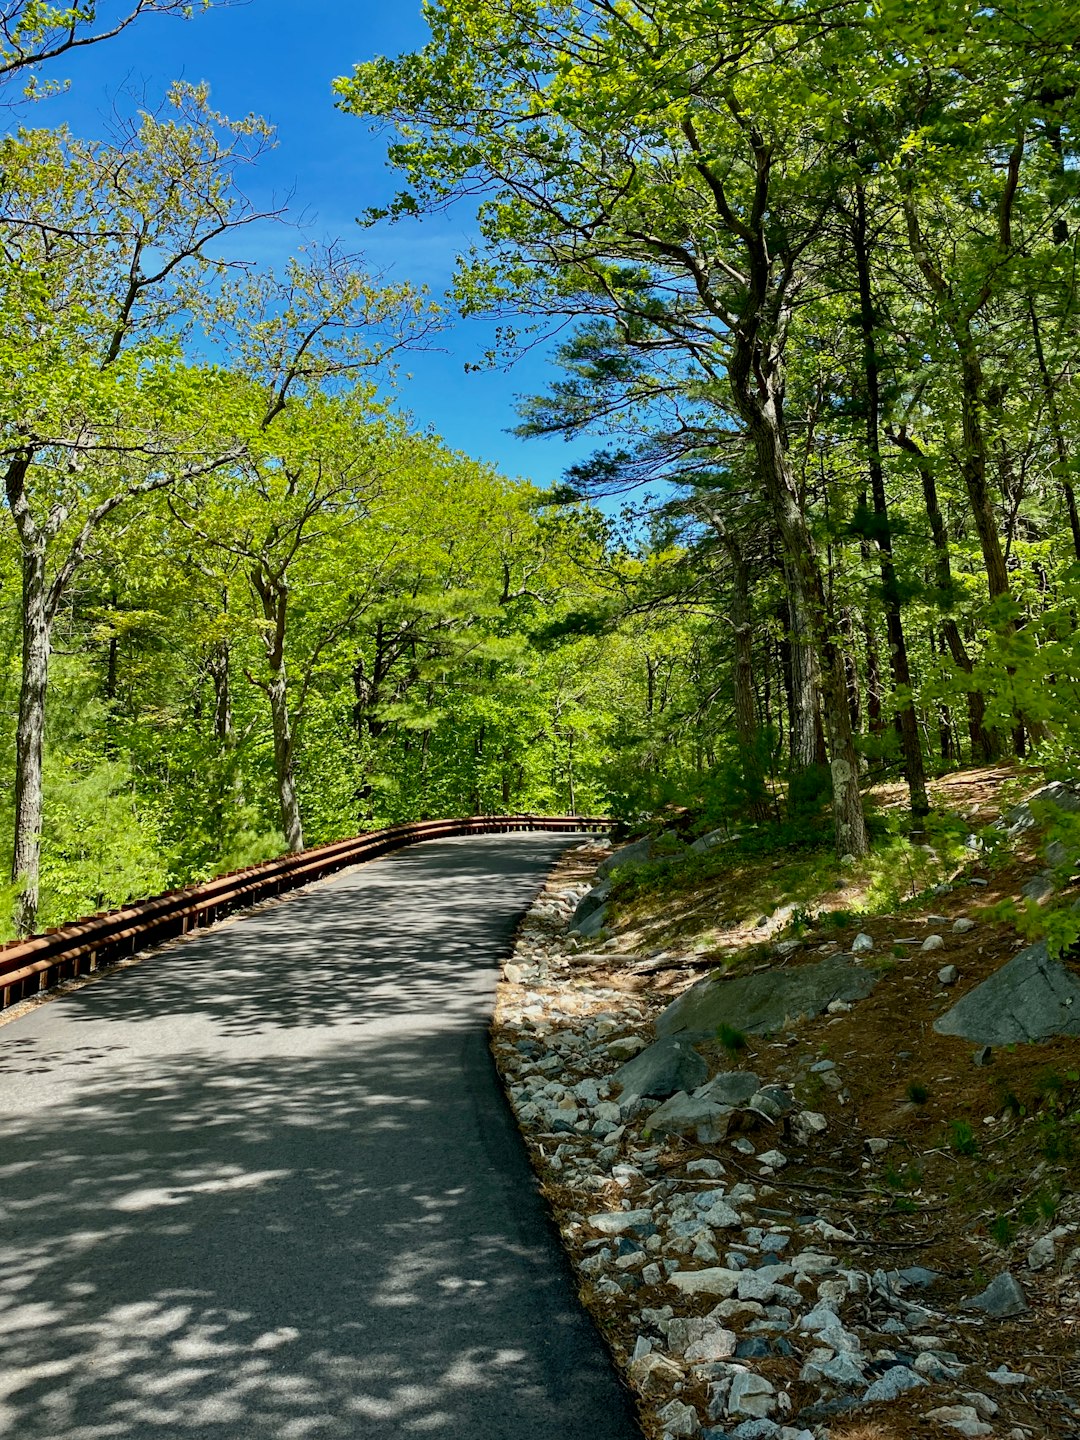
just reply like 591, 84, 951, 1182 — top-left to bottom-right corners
2, 0, 1080, 939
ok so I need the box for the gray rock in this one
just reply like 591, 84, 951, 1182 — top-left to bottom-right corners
657, 957, 878, 1039
606, 1035, 648, 1061
685, 1328, 739, 1364
691, 827, 731, 854
736, 1264, 794, 1302
570, 880, 612, 930
934, 941, 1080, 1045
646, 1091, 736, 1144
962, 1271, 1028, 1318
953, 917, 976, 934
729, 1423, 783, 1440
924, 1404, 992, 1437
669, 1267, 742, 1298
727, 1372, 775, 1418
791, 1111, 827, 1144
756, 1149, 788, 1170
748, 1086, 795, 1120
862, 1366, 927, 1402
986, 1365, 1029, 1387
1003, 780, 1080, 835
613, 1035, 709, 1102
851, 932, 874, 954
629, 1350, 683, 1394
688, 1158, 726, 1179
573, 903, 609, 938
938, 965, 959, 986
696, 1071, 761, 1106
587, 1208, 656, 1237
657, 1399, 701, 1437
1021, 870, 1056, 902
597, 831, 686, 879
1027, 1234, 1056, 1271
800, 1352, 866, 1387
921, 934, 945, 952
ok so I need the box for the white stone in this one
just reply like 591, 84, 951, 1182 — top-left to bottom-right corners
851, 932, 874, 954
791, 1250, 837, 1275
668, 1267, 741, 1298
656, 1399, 700, 1437
791, 1111, 827, 1144
758, 1149, 788, 1169
684, 1328, 738, 1363
923, 1404, 992, 1437
986, 1365, 1029, 1387
921, 934, 945, 952
628, 1351, 682, 1395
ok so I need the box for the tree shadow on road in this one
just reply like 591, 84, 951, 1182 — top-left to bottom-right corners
0, 835, 641, 1440
0, 1029, 641, 1440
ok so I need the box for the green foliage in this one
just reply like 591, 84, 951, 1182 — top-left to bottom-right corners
906, 1082, 930, 1106
948, 1120, 980, 1158
716, 1023, 747, 1057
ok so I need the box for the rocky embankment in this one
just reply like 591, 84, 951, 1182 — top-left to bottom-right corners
492, 840, 1080, 1440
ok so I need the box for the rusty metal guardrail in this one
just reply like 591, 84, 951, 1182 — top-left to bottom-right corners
0, 813, 611, 1014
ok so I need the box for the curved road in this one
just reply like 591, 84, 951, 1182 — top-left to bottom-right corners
0, 834, 643, 1440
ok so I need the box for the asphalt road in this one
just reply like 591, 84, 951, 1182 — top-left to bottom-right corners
0, 834, 643, 1440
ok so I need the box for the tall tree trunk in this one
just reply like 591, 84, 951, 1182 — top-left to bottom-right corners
1028, 297, 1080, 561
251, 567, 304, 853
840, 607, 862, 737
208, 639, 232, 743
852, 183, 929, 817
719, 530, 770, 822
958, 346, 1011, 602
732, 365, 869, 857
890, 431, 998, 761
12, 544, 50, 935
785, 571, 827, 773
267, 666, 303, 852
863, 611, 884, 737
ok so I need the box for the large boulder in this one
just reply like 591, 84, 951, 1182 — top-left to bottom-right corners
596, 830, 686, 879
656, 956, 878, 1038
610, 1034, 709, 1102
934, 941, 1080, 1045
569, 880, 612, 934
1002, 780, 1080, 837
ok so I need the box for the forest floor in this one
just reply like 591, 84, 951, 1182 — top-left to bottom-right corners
491, 766, 1080, 1440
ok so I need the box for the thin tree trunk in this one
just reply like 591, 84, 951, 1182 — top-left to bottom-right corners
208, 640, 232, 743
251, 567, 304, 853
12, 544, 49, 934
267, 667, 304, 852
1028, 297, 1080, 561
890, 431, 997, 760
721, 531, 770, 822
852, 183, 929, 817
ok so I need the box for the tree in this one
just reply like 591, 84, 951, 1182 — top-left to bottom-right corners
0, 86, 272, 931
338, 0, 876, 855
0, 1, 212, 97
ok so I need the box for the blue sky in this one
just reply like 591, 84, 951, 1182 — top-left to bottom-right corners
16, 0, 597, 490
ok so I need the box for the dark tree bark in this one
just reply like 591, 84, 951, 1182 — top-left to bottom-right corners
852, 183, 928, 816
889, 430, 998, 761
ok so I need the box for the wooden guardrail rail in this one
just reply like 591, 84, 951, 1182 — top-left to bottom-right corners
0, 814, 611, 1013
